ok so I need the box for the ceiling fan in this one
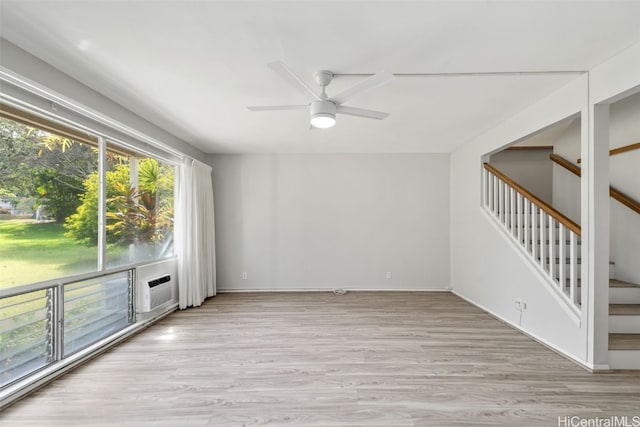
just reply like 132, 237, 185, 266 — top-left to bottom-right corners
247, 61, 394, 129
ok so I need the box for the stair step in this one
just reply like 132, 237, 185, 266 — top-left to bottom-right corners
610, 279, 640, 288
609, 334, 640, 350
609, 304, 640, 315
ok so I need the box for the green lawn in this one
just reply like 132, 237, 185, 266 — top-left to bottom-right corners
0, 218, 98, 289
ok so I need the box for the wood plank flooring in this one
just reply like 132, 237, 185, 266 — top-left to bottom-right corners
2, 292, 640, 426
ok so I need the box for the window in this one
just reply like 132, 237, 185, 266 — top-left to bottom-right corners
104, 143, 175, 268
0, 102, 176, 389
0, 113, 99, 287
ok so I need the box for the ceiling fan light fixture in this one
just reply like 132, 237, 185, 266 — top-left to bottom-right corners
310, 100, 337, 129
310, 113, 336, 129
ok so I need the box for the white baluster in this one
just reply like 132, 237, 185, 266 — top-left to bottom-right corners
549, 216, 556, 282
483, 168, 488, 208
499, 180, 505, 224
493, 175, 500, 216
515, 193, 522, 244
558, 223, 566, 289
540, 212, 546, 270
509, 188, 515, 233
569, 232, 578, 306
532, 205, 538, 261
524, 199, 530, 254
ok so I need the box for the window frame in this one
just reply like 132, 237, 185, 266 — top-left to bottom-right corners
0, 75, 182, 397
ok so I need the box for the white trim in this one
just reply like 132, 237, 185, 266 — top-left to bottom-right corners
450, 290, 599, 372
0, 69, 185, 162
218, 287, 451, 293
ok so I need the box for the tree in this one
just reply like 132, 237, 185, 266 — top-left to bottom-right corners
0, 116, 98, 221
105, 159, 174, 247
64, 163, 130, 245
65, 158, 174, 248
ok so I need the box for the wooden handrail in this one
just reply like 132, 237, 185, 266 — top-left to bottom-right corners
550, 153, 640, 216
577, 142, 640, 163
506, 145, 553, 151
549, 153, 580, 177
483, 162, 581, 235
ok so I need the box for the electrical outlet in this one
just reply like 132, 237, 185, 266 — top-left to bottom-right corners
241, 272, 248, 280
515, 298, 527, 311
385, 272, 392, 279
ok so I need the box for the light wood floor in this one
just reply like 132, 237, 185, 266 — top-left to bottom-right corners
2, 292, 640, 426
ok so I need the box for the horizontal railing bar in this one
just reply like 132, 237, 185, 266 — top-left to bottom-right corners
66, 296, 119, 317
0, 314, 47, 335
1, 324, 47, 345
64, 287, 127, 304
65, 309, 127, 335
0, 353, 49, 385
64, 315, 129, 355
484, 163, 581, 235
64, 305, 123, 325
0, 293, 47, 310
0, 305, 47, 323
0, 337, 47, 364
0, 265, 138, 299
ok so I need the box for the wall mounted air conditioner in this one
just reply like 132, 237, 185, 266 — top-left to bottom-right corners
140, 274, 173, 312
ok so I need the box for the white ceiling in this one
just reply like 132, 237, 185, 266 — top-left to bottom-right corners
1, 1, 640, 154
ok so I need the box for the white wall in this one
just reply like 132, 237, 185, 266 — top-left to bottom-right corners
0, 38, 206, 162
489, 149, 553, 205
552, 118, 581, 223
451, 39, 640, 368
451, 76, 588, 363
209, 154, 450, 291
550, 94, 640, 283
609, 93, 640, 284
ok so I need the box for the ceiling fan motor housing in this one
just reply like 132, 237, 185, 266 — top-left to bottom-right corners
310, 100, 337, 127
310, 100, 336, 117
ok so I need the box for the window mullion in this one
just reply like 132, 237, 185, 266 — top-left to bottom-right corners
98, 136, 106, 271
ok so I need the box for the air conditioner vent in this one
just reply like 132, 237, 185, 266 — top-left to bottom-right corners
140, 274, 173, 312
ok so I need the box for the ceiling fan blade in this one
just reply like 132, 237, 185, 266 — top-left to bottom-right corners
336, 105, 389, 120
268, 61, 322, 101
247, 105, 308, 111
329, 71, 394, 105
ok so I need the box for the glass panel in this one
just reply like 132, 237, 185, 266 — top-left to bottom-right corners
63, 271, 130, 357
0, 289, 51, 388
105, 144, 175, 268
0, 115, 98, 288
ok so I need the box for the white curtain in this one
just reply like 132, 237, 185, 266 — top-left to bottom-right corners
176, 158, 216, 309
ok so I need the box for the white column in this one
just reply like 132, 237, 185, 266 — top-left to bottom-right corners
584, 102, 610, 369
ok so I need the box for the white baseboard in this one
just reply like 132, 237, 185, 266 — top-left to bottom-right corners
218, 287, 451, 293
450, 290, 601, 372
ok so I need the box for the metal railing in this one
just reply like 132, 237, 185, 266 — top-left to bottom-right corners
0, 269, 134, 389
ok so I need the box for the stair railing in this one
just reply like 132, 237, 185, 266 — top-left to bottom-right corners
550, 153, 640, 216
483, 163, 582, 316
577, 141, 640, 163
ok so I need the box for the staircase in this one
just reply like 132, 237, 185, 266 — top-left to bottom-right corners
483, 162, 582, 315
609, 279, 640, 369
483, 161, 640, 370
